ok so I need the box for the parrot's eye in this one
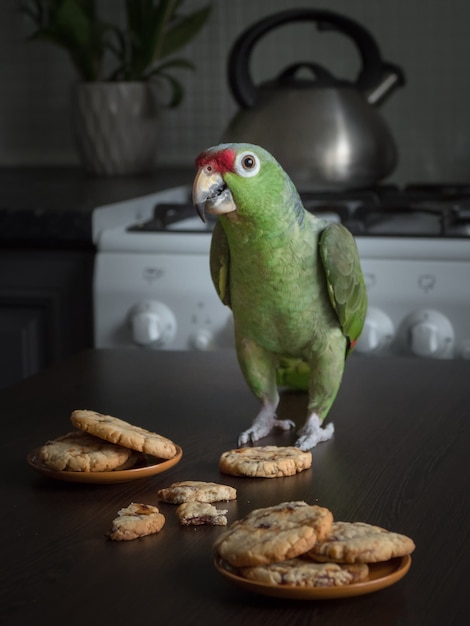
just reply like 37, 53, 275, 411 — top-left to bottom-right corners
234, 151, 260, 178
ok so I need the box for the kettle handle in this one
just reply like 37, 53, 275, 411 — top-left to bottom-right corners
228, 8, 388, 108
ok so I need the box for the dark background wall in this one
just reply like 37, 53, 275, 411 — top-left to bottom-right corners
1, 0, 469, 184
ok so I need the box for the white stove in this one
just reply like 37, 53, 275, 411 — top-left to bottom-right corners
92, 185, 470, 359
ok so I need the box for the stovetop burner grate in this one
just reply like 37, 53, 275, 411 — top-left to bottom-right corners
127, 184, 470, 238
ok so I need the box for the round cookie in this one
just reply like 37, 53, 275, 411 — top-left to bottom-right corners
71, 410, 177, 459
214, 501, 333, 568
240, 559, 369, 587
307, 521, 416, 564
109, 502, 165, 541
157, 480, 237, 504
38, 431, 133, 472
219, 446, 312, 478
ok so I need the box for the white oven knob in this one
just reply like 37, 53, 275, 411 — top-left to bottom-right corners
354, 308, 394, 354
191, 328, 214, 351
129, 301, 177, 347
406, 309, 454, 358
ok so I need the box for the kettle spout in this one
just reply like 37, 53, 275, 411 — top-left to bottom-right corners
366, 62, 405, 106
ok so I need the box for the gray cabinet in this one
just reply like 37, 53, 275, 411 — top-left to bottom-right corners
0, 250, 94, 388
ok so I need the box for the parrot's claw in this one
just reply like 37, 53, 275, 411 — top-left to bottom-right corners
238, 429, 258, 447
295, 413, 334, 450
238, 412, 295, 447
273, 418, 296, 432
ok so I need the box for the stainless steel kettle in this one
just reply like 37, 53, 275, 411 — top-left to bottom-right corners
222, 9, 405, 189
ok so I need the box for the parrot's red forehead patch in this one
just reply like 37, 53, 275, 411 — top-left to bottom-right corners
195, 148, 236, 173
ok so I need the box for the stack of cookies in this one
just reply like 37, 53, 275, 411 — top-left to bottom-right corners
157, 480, 237, 526
37, 409, 177, 472
214, 501, 415, 588
109, 502, 166, 541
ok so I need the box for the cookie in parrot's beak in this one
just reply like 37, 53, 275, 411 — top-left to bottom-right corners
192, 169, 237, 223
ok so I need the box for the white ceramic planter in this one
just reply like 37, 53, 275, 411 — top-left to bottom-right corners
71, 82, 160, 176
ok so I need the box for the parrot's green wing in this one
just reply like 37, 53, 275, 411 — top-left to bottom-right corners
319, 223, 368, 353
209, 220, 231, 307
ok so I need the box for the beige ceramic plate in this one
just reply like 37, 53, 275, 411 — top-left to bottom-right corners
214, 554, 411, 600
27, 445, 182, 484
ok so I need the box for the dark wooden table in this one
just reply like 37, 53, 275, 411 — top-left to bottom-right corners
1, 349, 468, 625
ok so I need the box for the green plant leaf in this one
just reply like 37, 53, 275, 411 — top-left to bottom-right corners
123, 0, 179, 80
158, 4, 212, 60
20, 0, 212, 104
21, 0, 105, 80
152, 57, 196, 73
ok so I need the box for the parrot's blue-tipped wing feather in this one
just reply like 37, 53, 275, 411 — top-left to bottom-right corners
319, 223, 368, 352
210, 220, 231, 307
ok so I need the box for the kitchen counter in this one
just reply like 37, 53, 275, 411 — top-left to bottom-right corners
1, 349, 468, 625
0, 166, 194, 388
0, 166, 193, 246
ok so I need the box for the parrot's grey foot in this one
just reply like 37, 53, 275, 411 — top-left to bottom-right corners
295, 413, 334, 450
238, 413, 295, 447
273, 417, 296, 431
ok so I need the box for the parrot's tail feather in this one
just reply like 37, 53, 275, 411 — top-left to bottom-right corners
276, 358, 310, 391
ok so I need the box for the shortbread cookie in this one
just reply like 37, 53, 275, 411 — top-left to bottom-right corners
240, 559, 369, 587
71, 410, 177, 459
219, 446, 312, 478
176, 502, 228, 526
213, 501, 333, 567
157, 481, 237, 504
308, 521, 416, 564
108, 503, 165, 541
38, 431, 133, 472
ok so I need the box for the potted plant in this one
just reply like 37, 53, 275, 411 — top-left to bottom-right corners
20, 0, 212, 175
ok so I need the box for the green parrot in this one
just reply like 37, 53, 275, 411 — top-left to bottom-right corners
192, 143, 367, 450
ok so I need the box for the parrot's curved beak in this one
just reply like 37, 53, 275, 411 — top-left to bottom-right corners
192, 169, 237, 223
